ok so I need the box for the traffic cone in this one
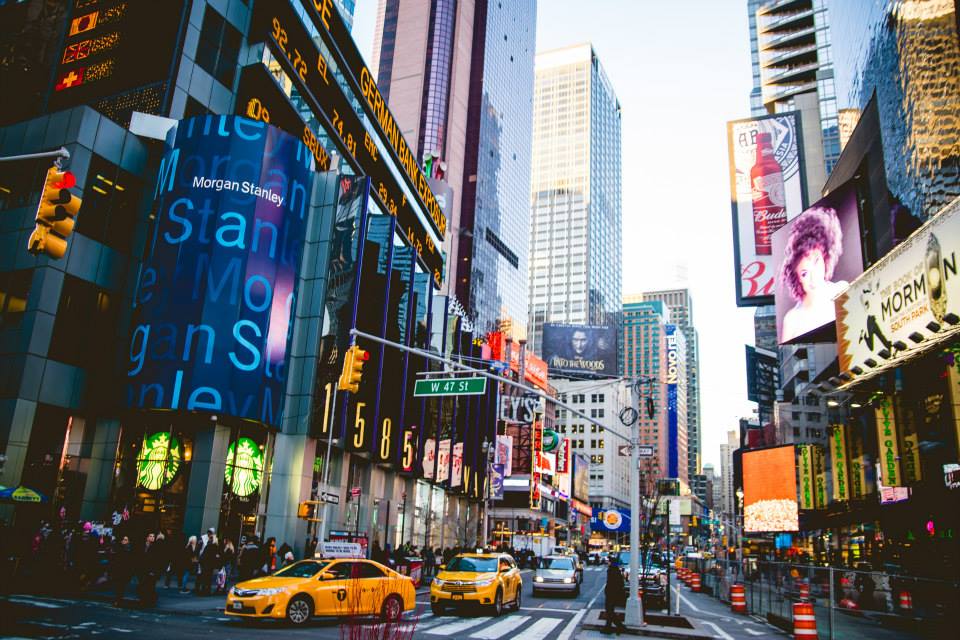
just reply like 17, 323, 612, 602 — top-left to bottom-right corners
899, 591, 913, 611
691, 573, 701, 592
792, 601, 818, 639
798, 581, 810, 601
730, 583, 747, 613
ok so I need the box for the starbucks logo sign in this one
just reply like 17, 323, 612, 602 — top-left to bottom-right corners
225, 437, 264, 497
136, 432, 182, 490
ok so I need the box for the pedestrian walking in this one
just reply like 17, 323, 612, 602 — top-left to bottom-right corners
220, 538, 236, 587
137, 532, 161, 607
603, 558, 628, 634
179, 536, 199, 593
262, 537, 278, 575
238, 536, 260, 580
111, 535, 134, 606
196, 533, 220, 595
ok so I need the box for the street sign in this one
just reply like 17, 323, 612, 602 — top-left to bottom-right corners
414, 377, 487, 397
321, 491, 340, 505
619, 445, 655, 457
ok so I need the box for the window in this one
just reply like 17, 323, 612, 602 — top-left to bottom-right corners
195, 6, 241, 88
598, 440, 604, 449
0, 270, 32, 327
597, 455, 604, 464
358, 562, 385, 579
78, 153, 143, 253
590, 439, 596, 448
597, 408, 605, 418
48, 275, 120, 369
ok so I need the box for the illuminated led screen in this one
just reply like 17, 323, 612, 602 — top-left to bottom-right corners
743, 445, 799, 532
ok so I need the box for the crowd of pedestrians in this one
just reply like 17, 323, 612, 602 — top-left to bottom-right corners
0, 520, 301, 608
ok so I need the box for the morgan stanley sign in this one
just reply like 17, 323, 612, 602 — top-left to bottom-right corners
126, 115, 315, 427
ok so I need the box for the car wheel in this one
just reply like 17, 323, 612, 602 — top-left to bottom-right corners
513, 586, 522, 611
380, 594, 403, 622
491, 588, 503, 616
430, 602, 445, 616
285, 594, 313, 626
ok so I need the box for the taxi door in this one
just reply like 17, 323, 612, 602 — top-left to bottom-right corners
499, 556, 520, 602
315, 561, 357, 615
356, 561, 390, 615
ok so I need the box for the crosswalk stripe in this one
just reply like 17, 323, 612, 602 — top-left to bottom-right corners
423, 616, 492, 635
510, 616, 564, 640
468, 615, 530, 639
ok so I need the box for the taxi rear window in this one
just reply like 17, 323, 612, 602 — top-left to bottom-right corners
275, 560, 329, 577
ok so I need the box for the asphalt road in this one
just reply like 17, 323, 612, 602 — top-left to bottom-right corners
2, 566, 609, 640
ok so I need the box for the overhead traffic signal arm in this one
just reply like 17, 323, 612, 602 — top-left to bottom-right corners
28, 165, 82, 259
337, 344, 369, 393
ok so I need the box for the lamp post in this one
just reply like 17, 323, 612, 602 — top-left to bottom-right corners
481, 439, 493, 549
735, 488, 744, 579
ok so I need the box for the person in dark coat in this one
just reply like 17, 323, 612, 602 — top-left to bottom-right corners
196, 534, 220, 595
137, 532, 161, 606
238, 537, 260, 580
604, 558, 628, 634
111, 535, 134, 606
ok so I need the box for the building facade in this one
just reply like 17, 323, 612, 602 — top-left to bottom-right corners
527, 44, 622, 354
371, 0, 537, 338
641, 289, 701, 483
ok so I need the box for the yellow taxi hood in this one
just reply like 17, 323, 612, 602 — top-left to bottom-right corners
235, 575, 308, 589
436, 571, 498, 581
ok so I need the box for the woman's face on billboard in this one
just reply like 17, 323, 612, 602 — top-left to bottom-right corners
796, 248, 826, 298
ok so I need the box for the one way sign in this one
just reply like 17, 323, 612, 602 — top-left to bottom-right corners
619, 445, 654, 457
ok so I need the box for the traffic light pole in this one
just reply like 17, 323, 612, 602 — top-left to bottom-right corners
317, 384, 340, 546
0, 147, 70, 165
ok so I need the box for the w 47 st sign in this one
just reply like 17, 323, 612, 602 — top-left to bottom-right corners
413, 377, 487, 397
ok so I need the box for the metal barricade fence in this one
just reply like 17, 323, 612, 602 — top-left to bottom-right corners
678, 558, 960, 640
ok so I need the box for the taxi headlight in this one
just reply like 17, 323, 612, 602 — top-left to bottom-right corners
255, 587, 289, 596
563, 577, 574, 584
474, 578, 496, 587
534, 576, 544, 583
433, 578, 446, 587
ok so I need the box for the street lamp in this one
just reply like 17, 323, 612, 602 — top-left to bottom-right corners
481, 439, 494, 549
735, 488, 744, 579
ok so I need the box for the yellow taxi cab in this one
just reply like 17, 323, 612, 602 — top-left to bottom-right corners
430, 552, 522, 616
225, 558, 415, 625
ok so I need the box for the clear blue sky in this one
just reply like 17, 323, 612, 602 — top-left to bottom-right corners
351, 0, 758, 468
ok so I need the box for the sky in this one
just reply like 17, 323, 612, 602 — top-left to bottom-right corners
351, 0, 758, 468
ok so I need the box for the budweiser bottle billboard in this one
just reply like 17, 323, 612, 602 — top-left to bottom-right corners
750, 132, 786, 255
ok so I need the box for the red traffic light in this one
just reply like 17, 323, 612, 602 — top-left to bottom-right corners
55, 171, 76, 189
356, 348, 370, 361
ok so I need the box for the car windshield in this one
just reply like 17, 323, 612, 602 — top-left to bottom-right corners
446, 556, 498, 572
541, 557, 574, 570
274, 560, 329, 578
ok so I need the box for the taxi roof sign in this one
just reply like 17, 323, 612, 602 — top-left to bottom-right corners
316, 541, 364, 559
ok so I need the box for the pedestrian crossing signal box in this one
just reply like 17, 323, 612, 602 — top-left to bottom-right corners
298, 500, 323, 522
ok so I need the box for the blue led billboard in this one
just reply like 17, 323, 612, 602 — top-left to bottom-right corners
126, 115, 315, 428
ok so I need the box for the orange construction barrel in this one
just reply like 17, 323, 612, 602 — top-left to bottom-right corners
798, 581, 810, 601
899, 591, 913, 611
730, 583, 747, 613
691, 573, 701, 592
792, 601, 818, 639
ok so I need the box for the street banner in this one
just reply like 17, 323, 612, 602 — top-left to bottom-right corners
896, 395, 923, 484
798, 444, 815, 510
491, 463, 505, 500
437, 439, 451, 483
556, 437, 570, 474
830, 424, 850, 502
451, 442, 464, 488
591, 507, 631, 533
813, 445, 828, 509
949, 364, 960, 459
874, 396, 903, 486
847, 422, 868, 499
495, 434, 514, 476
727, 112, 807, 306
422, 438, 436, 480
835, 195, 960, 384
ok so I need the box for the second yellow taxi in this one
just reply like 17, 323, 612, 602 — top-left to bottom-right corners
430, 552, 522, 616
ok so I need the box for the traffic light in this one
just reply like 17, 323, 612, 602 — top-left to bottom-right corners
28, 165, 81, 259
337, 344, 369, 393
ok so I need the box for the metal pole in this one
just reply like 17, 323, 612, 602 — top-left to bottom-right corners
828, 565, 835, 640
317, 390, 340, 545
625, 381, 645, 627
666, 498, 672, 615
0, 147, 69, 163
481, 439, 490, 549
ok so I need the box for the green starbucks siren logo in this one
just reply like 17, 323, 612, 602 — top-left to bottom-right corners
136, 432, 182, 490
225, 437, 264, 497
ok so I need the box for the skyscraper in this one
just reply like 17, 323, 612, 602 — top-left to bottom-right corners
372, 0, 537, 337
640, 289, 701, 482
528, 44, 622, 353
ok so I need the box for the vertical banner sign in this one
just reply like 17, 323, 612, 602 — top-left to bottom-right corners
491, 463, 505, 500
875, 396, 902, 487
949, 365, 960, 459
422, 438, 436, 480
556, 437, 570, 474
813, 445, 828, 509
530, 419, 542, 509
451, 442, 463, 488
830, 425, 850, 502
436, 439, 451, 483
127, 115, 314, 427
847, 423, 868, 499
896, 395, 923, 484
495, 434, 513, 476
727, 112, 806, 307
797, 444, 815, 509
665, 324, 680, 478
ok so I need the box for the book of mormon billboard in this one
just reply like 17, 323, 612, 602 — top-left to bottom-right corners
126, 115, 315, 428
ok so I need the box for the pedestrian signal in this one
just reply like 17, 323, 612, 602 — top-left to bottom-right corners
337, 344, 369, 393
28, 165, 81, 259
